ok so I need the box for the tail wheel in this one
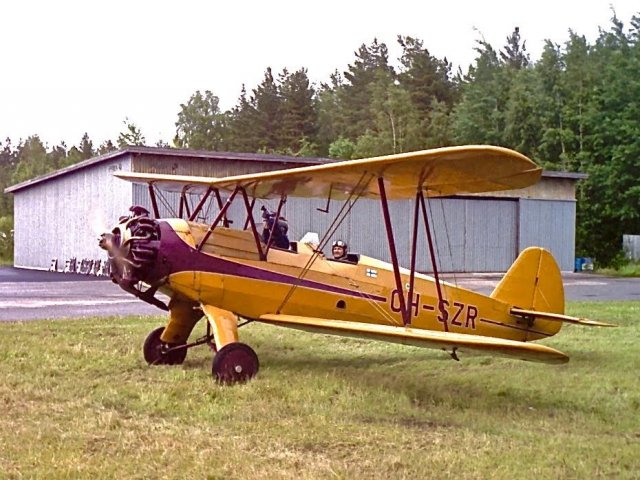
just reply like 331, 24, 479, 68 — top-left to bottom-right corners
212, 343, 259, 384
143, 326, 187, 365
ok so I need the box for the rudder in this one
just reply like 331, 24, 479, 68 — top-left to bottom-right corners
491, 247, 565, 315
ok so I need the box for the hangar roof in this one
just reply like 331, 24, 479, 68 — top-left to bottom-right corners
5, 146, 329, 194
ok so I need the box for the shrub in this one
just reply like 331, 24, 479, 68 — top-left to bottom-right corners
0, 215, 14, 262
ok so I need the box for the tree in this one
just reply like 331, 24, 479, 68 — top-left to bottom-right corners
227, 85, 261, 152
503, 67, 543, 159
453, 38, 506, 145
79, 132, 94, 160
252, 67, 282, 152
328, 137, 356, 159
575, 14, 640, 264
97, 140, 117, 155
340, 39, 395, 140
360, 69, 423, 155
64, 146, 84, 166
533, 41, 569, 169
397, 35, 459, 116
174, 90, 227, 150
47, 143, 68, 170
278, 68, 318, 154
11, 136, 51, 184
117, 118, 146, 147
500, 27, 530, 69
0, 138, 17, 217
315, 72, 348, 155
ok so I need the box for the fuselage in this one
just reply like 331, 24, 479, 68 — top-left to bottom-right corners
150, 219, 554, 343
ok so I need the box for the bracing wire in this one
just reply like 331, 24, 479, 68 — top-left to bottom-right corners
429, 195, 457, 288
275, 172, 373, 313
155, 188, 178, 218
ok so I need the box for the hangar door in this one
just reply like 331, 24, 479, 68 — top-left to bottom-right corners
426, 198, 519, 273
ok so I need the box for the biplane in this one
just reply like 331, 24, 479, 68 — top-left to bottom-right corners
99, 145, 613, 384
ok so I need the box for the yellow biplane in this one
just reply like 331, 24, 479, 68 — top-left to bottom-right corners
99, 145, 613, 384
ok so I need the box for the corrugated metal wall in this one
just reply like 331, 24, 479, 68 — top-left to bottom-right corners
519, 199, 575, 271
623, 235, 640, 260
13, 158, 132, 269
258, 196, 518, 273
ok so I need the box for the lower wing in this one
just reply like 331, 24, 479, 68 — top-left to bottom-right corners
258, 314, 569, 364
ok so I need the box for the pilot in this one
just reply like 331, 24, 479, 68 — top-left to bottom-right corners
261, 206, 290, 249
331, 240, 348, 260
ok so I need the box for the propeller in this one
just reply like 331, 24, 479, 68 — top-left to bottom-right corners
99, 207, 167, 310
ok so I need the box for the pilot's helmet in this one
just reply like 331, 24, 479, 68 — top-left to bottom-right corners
332, 240, 348, 250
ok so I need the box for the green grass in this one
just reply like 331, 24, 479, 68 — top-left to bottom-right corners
0, 302, 638, 479
597, 262, 640, 277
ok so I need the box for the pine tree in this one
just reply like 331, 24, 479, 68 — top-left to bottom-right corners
500, 27, 530, 69
453, 39, 506, 145
227, 85, 261, 152
340, 39, 395, 140
11, 136, 51, 184
117, 118, 146, 148
278, 68, 318, 154
397, 35, 459, 116
79, 132, 94, 159
252, 67, 282, 152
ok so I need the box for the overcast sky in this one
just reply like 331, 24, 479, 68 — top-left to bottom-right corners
1, 0, 638, 149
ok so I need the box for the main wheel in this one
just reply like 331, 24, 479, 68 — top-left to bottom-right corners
143, 326, 187, 365
212, 342, 259, 384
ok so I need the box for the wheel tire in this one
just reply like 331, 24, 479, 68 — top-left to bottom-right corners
212, 342, 259, 384
143, 326, 187, 365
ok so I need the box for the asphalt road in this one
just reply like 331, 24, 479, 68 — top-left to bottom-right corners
0, 267, 163, 321
1, 266, 639, 321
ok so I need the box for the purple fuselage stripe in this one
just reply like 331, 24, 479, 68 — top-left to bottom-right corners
156, 222, 388, 302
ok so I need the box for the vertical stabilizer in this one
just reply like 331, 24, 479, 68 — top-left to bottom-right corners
491, 247, 565, 315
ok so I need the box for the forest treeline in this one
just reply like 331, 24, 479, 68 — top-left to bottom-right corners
1, 12, 639, 265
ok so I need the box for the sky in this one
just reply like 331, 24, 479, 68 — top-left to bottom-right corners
0, 0, 638, 150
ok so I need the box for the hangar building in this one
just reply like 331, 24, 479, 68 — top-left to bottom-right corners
5, 146, 585, 273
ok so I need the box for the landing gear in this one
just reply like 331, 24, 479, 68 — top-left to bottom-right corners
143, 326, 188, 365
212, 342, 259, 384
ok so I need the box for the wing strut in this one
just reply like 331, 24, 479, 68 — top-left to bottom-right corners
419, 190, 448, 332
240, 187, 268, 260
263, 195, 287, 256
189, 186, 213, 221
407, 191, 421, 326
179, 187, 191, 219
148, 184, 160, 218
378, 177, 408, 324
196, 186, 240, 251
213, 189, 231, 227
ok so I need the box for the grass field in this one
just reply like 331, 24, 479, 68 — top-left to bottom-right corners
0, 302, 638, 479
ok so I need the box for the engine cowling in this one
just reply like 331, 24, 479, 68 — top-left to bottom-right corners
99, 206, 161, 288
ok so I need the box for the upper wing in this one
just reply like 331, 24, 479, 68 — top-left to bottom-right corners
114, 145, 541, 200
258, 314, 569, 364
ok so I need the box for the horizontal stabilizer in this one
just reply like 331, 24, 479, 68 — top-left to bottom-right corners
511, 308, 616, 327
258, 314, 569, 364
